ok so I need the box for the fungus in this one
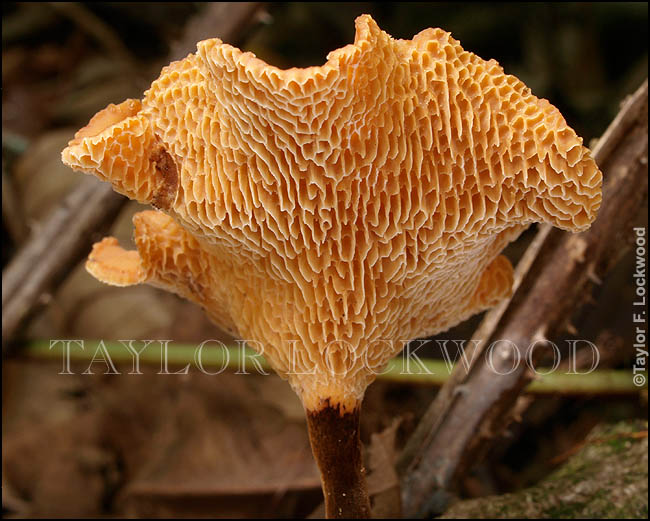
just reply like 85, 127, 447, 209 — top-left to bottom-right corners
62, 15, 602, 518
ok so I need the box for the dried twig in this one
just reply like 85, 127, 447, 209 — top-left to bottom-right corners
1, 179, 125, 350
2, 161, 29, 245
169, 2, 264, 61
398, 79, 648, 517
48, 2, 137, 70
549, 429, 648, 466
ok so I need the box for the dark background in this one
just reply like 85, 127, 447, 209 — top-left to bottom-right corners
2, 2, 648, 518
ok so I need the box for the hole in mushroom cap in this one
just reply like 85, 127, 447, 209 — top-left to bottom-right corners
68, 99, 142, 146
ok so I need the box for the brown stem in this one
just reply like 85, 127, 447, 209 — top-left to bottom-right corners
306, 403, 371, 518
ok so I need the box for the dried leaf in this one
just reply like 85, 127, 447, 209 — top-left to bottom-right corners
366, 417, 403, 518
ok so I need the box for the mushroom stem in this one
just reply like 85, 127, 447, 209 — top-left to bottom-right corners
306, 403, 371, 518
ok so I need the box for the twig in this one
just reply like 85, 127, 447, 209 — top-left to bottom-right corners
19, 340, 647, 396
398, 79, 649, 518
548, 429, 648, 465
1, 3, 58, 45
48, 2, 137, 70
169, 2, 264, 61
1, 179, 125, 350
2, 161, 29, 245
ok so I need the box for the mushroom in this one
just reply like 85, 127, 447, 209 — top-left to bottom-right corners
61, 15, 602, 518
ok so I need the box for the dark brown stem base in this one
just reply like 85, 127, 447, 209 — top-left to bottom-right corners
306, 404, 371, 518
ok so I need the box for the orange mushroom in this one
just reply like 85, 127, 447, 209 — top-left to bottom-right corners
62, 15, 602, 518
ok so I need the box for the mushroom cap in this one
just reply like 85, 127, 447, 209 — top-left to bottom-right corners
62, 15, 602, 411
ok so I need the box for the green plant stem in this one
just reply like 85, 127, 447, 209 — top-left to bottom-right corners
21, 340, 647, 396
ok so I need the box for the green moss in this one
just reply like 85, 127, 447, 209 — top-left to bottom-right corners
544, 502, 588, 518
441, 421, 648, 519
606, 437, 630, 453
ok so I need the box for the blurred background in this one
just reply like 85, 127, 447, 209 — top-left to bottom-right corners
2, 2, 648, 518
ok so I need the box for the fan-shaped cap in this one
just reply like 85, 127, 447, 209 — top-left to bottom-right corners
62, 15, 602, 412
